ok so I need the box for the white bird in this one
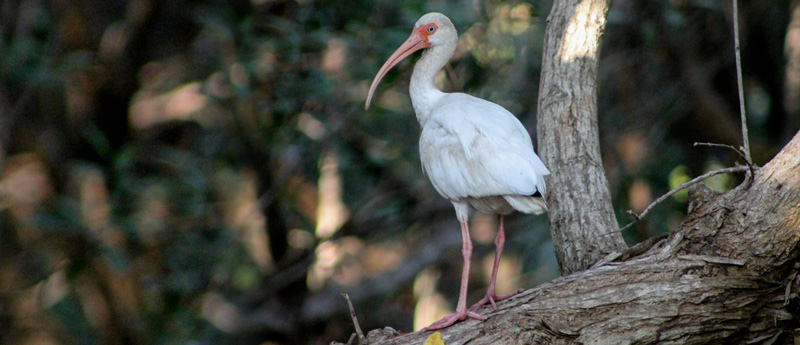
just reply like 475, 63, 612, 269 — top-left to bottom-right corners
365, 12, 550, 330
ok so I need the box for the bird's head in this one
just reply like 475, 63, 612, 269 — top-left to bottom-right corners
365, 12, 456, 110
413, 12, 456, 48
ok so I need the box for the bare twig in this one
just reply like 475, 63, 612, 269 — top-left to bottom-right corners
619, 166, 750, 232
342, 293, 367, 345
732, 0, 752, 162
693, 141, 756, 184
693, 142, 747, 162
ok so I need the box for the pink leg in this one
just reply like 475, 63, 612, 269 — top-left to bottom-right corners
469, 215, 522, 311
423, 220, 485, 331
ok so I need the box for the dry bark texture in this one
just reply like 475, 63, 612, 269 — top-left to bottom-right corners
340, 130, 800, 345
536, 0, 628, 274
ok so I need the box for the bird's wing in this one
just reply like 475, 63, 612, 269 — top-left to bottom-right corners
419, 93, 549, 201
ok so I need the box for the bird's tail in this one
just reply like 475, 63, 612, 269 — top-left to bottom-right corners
504, 195, 547, 215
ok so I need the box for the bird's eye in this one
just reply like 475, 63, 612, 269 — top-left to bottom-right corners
428, 25, 435, 33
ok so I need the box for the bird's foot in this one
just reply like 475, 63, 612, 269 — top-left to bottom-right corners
468, 288, 523, 311
422, 310, 485, 331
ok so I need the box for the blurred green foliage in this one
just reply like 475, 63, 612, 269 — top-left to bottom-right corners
0, 0, 795, 344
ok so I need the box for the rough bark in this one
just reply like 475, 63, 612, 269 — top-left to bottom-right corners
536, 0, 628, 275
339, 130, 800, 345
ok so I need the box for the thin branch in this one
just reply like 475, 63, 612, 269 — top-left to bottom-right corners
693, 141, 756, 184
732, 0, 752, 162
693, 142, 748, 162
342, 293, 367, 345
619, 166, 750, 232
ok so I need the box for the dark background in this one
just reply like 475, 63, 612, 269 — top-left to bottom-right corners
0, 0, 795, 344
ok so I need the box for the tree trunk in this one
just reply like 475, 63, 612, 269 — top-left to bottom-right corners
537, 0, 628, 274
343, 129, 800, 345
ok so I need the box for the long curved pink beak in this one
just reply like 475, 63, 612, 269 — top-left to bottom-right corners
365, 30, 430, 110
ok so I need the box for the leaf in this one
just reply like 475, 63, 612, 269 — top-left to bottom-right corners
423, 331, 444, 345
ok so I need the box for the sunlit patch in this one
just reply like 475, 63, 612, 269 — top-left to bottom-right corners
254, 43, 278, 81
481, 253, 521, 296
559, 1, 604, 63
73, 165, 110, 235
297, 112, 327, 140
201, 293, 242, 333
205, 71, 234, 99
129, 82, 210, 130
471, 213, 496, 245
13, 269, 46, 320
165, 83, 208, 117
616, 132, 648, 172
465, 21, 516, 65
462, 4, 534, 67
331, 236, 366, 287
98, 22, 130, 62
498, 3, 533, 35
308, 237, 366, 291
286, 174, 318, 221
40, 268, 69, 309
628, 179, 652, 213
702, 160, 731, 192
216, 168, 274, 273
322, 38, 348, 77
316, 151, 350, 239
351, 81, 371, 102
362, 241, 408, 277
70, 165, 129, 268
0, 153, 53, 241
376, 89, 414, 112
288, 228, 315, 249
668, 165, 691, 202
413, 268, 450, 331
308, 240, 341, 291
74, 273, 112, 334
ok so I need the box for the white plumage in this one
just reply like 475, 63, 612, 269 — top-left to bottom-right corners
420, 92, 549, 218
365, 12, 550, 330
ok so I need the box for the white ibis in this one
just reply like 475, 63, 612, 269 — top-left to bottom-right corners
365, 12, 550, 330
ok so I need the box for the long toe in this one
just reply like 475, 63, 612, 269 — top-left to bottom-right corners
468, 289, 524, 311
468, 294, 496, 311
422, 310, 485, 331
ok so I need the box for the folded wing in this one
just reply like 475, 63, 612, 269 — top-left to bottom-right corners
419, 93, 549, 204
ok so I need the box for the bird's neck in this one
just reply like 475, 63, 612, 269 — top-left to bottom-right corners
410, 43, 455, 126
